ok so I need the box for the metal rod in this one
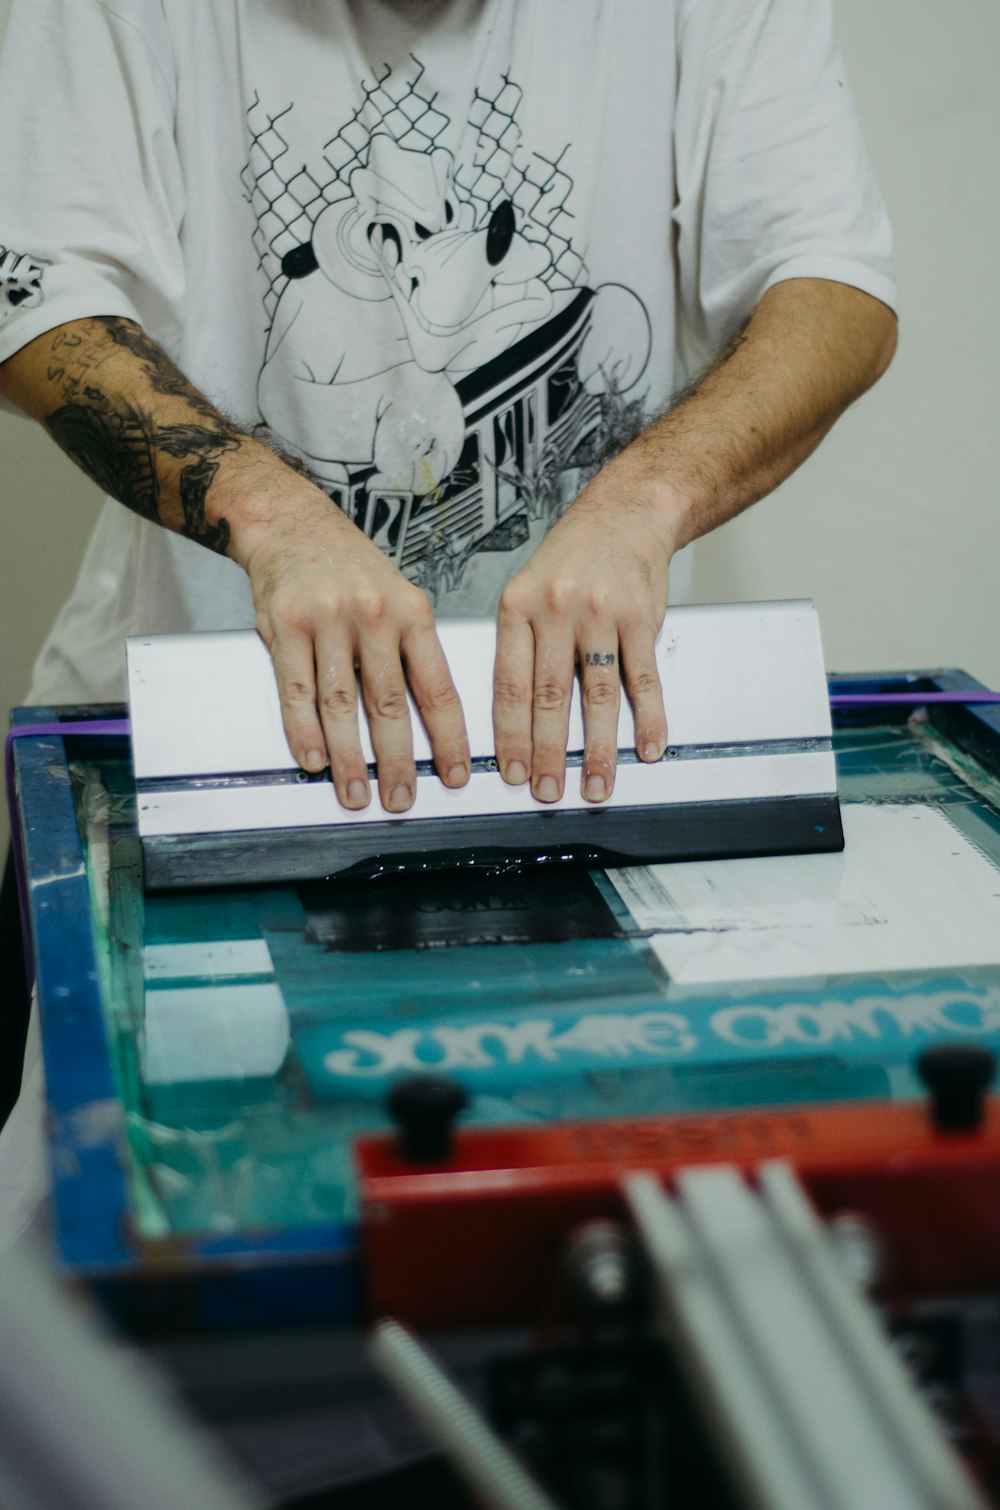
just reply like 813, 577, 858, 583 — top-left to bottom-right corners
369, 1318, 559, 1510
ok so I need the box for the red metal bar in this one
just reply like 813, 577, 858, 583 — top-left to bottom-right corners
356, 1099, 1000, 1327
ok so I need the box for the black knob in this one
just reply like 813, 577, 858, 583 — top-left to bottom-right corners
386, 1074, 469, 1162
916, 1044, 996, 1131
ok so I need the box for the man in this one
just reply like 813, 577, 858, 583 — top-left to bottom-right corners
0, 0, 896, 810
0, 0, 895, 1492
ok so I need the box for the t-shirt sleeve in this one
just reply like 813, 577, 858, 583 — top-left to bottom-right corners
673, 0, 897, 354
0, 0, 183, 392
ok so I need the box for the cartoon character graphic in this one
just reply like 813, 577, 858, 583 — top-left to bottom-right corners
248, 76, 651, 598
258, 135, 576, 493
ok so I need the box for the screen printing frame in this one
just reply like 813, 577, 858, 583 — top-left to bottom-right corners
9, 668, 1000, 1331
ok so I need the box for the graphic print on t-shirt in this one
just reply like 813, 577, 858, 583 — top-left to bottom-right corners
0, 243, 47, 317
242, 61, 650, 604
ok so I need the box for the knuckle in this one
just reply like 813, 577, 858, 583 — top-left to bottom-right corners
543, 576, 575, 615
309, 591, 343, 623
583, 679, 618, 710
498, 600, 530, 632
403, 585, 434, 623
356, 588, 387, 625
533, 679, 569, 713
626, 669, 662, 700
269, 589, 310, 630
320, 687, 356, 718
498, 579, 528, 615
277, 612, 313, 638
370, 686, 409, 720
585, 583, 612, 616
419, 679, 461, 715
281, 677, 315, 707
493, 674, 531, 708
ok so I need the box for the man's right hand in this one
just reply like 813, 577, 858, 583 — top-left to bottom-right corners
0, 316, 470, 811
237, 496, 471, 812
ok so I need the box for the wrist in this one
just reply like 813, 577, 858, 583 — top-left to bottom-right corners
214, 443, 343, 571
592, 443, 694, 557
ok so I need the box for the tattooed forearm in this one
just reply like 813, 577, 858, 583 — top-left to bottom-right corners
47, 391, 160, 522
157, 422, 241, 460
1, 313, 340, 565
177, 453, 232, 553
37, 319, 246, 555
93, 316, 243, 437
44, 384, 239, 552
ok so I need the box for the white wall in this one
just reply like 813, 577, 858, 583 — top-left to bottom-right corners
693, 0, 1000, 687
2, 0, 999, 853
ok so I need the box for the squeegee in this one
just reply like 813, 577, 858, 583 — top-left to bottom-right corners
126, 600, 842, 890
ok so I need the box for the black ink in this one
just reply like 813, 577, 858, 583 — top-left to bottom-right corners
584, 651, 617, 667
157, 422, 240, 460
91, 317, 243, 439
46, 370, 237, 554
178, 455, 232, 554
47, 396, 159, 522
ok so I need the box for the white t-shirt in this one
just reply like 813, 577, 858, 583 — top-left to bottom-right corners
0, 0, 896, 706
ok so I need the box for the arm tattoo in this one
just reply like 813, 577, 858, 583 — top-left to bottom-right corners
176, 453, 232, 554
93, 316, 243, 437
42, 319, 242, 555
47, 391, 160, 523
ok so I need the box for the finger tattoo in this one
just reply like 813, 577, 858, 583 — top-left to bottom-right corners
584, 651, 617, 667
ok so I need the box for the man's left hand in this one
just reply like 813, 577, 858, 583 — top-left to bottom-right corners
492, 467, 675, 805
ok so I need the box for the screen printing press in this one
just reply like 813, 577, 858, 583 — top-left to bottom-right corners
7, 601, 1000, 1509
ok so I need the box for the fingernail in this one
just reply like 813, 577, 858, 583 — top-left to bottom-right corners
304, 749, 326, 772
584, 774, 607, 802
642, 741, 662, 762
346, 779, 369, 808
536, 775, 560, 803
388, 784, 413, 811
505, 760, 527, 785
447, 763, 469, 787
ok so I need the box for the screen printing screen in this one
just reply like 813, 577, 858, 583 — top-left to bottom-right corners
71, 715, 1000, 1242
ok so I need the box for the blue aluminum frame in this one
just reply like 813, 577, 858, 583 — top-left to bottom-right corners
9, 705, 357, 1328
9, 672, 1000, 1330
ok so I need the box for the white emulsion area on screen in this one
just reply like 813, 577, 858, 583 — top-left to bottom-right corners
607, 803, 1000, 989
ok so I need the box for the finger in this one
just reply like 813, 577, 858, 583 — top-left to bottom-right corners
493, 609, 534, 785
269, 630, 326, 773
315, 630, 369, 809
401, 620, 470, 788
358, 639, 416, 812
579, 637, 621, 802
620, 615, 668, 760
529, 623, 576, 803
